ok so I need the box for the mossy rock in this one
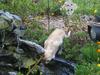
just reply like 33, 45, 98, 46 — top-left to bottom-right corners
0, 17, 9, 29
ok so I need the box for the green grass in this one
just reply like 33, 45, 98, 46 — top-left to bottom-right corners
74, 0, 100, 15
0, 0, 100, 17
81, 43, 99, 63
76, 63, 100, 75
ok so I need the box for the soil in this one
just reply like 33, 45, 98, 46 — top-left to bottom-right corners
34, 15, 88, 33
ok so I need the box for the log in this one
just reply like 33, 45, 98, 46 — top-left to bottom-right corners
18, 38, 45, 54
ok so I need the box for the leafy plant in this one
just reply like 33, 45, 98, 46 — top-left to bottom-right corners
76, 63, 100, 75
81, 43, 100, 63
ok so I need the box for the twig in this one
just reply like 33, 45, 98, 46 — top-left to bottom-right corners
26, 55, 44, 75
47, 0, 50, 31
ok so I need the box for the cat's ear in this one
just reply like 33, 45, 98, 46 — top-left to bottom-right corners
65, 31, 71, 38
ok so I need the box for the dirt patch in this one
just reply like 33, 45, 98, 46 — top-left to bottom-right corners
36, 16, 65, 30
34, 15, 88, 33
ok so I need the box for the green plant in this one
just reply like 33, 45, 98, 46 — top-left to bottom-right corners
17, 72, 24, 75
76, 63, 100, 75
61, 38, 82, 62
81, 42, 100, 63
61, 32, 88, 62
24, 20, 52, 45
74, 0, 100, 15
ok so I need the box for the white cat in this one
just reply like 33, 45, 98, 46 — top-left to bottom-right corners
43, 28, 71, 63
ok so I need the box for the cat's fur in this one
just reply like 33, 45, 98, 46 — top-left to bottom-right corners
43, 28, 71, 63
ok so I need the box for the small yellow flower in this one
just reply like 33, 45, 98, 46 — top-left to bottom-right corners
96, 49, 100, 53
94, 9, 97, 14
51, 13, 54, 16
59, 0, 62, 3
97, 64, 100, 67
35, 16, 42, 19
58, 0, 64, 3
96, 42, 100, 45
39, 16, 42, 19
